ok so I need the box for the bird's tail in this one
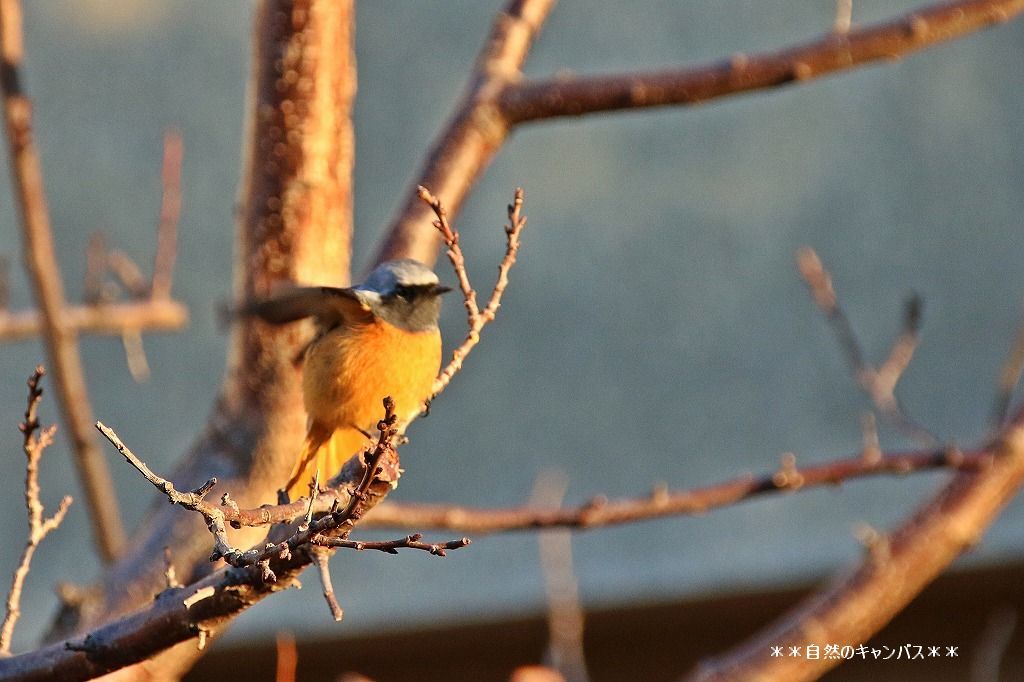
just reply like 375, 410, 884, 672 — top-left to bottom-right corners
285, 423, 371, 500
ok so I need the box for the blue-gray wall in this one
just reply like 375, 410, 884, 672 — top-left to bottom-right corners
0, 0, 1022, 650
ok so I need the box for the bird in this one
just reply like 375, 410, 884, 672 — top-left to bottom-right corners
238, 259, 450, 499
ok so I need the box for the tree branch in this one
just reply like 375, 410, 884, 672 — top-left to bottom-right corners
418, 186, 526, 398
499, 0, 1024, 124
47, 3, 360, 673
372, 0, 555, 267
684, 251, 1024, 680
0, 367, 72, 655
150, 128, 183, 300
0, 299, 188, 342
797, 248, 937, 445
0, 0, 125, 562
361, 447, 984, 534
687, 415, 1024, 681
375, 0, 1024, 271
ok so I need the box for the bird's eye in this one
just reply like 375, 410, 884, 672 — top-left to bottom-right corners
393, 285, 412, 301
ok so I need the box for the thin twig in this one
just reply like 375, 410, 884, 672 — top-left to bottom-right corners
95, 398, 402, 581
0, 0, 124, 562
151, 129, 182, 300
120, 329, 151, 382
797, 248, 938, 445
0, 367, 72, 655
418, 186, 526, 397
106, 251, 149, 299
362, 446, 984, 534
310, 532, 470, 556
990, 309, 1024, 429
308, 547, 343, 622
82, 233, 107, 305
0, 256, 8, 310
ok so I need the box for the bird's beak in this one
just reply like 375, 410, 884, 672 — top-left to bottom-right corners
434, 284, 453, 295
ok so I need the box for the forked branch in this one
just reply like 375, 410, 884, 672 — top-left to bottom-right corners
0, 367, 71, 655
418, 186, 526, 398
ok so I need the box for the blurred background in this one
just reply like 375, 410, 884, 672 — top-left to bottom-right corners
1, 0, 1023, 678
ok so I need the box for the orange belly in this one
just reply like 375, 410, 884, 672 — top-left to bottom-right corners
286, 318, 441, 497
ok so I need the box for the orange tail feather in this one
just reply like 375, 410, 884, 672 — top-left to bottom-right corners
285, 424, 370, 500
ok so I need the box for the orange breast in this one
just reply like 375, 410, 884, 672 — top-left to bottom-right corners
302, 318, 442, 432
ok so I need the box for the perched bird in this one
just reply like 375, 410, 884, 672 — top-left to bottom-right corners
239, 259, 449, 499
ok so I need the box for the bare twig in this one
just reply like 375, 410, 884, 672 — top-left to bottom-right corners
162, 547, 180, 590
363, 446, 984, 534
151, 128, 182, 300
0, 367, 72, 655
0, 0, 124, 562
797, 248, 937, 445
991, 310, 1024, 429
311, 532, 470, 556
83, 232, 107, 304
95, 398, 402, 580
0, 255, 7, 310
418, 186, 526, 397
106, 250, 149, 299
120, 329, 151, 382
308, 547, 343, 622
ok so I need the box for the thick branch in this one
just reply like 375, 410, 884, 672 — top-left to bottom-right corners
49, 2, 360, 673
372, 0, 555, 266
0, 300, 188, 342
0, 0, 124, 562
499, 0, 1024, 123
688, 417, 1024, 681
376, 0, 1024, 269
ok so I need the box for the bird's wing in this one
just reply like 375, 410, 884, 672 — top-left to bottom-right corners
233, 286, 370, 326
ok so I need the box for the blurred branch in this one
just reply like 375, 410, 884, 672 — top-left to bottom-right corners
151, 129, 183, 300
376, 0, 1024, 269
533, 471, 590, 682
0, 299, 187, 342
362, 447, 984, 533
0, 367, 72, 655
990, 309, 1024, 429
685, 255, 1024, 680
0, 0, 125, 562
797, 248, 937, 445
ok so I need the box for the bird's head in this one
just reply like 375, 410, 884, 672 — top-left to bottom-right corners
353, 259, 451, 332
